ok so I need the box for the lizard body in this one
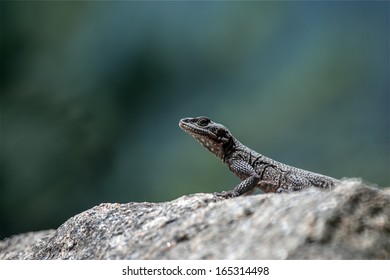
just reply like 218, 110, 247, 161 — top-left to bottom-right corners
179, 116, 340, 198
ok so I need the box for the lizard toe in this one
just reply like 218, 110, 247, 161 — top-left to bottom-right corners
214, 190, 239, 198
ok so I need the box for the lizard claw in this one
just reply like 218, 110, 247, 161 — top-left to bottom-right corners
214, 190, 239, 198
276, 188, 285, 194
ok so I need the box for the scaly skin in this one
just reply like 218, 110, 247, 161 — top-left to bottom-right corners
179, 116, 340, 198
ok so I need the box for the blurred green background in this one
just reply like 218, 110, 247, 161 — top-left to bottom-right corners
0, 1, 388, 239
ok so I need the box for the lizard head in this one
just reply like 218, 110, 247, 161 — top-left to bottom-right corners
179, 116, 234, 160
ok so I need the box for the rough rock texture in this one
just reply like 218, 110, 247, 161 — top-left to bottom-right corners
1, 179, 389, 259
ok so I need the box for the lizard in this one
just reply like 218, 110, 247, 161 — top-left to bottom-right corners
179, 116, 340, 198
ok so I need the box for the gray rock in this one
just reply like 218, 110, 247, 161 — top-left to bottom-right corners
1, 179, 389, 259
0, 230, 56, 260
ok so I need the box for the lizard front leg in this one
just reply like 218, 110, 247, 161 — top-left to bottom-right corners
215, 160, 260, 198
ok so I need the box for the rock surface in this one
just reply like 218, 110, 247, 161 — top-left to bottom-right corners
1, 179, 389, 259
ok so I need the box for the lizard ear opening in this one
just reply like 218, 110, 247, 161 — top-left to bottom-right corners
216, 128, 231, 139
222, 135, 234, 154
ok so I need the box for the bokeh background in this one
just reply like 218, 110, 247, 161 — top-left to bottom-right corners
0, 1, 388, 239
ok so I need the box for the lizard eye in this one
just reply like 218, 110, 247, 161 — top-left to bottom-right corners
197, 117, 210, 127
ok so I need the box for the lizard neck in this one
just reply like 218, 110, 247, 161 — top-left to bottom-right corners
222, 138, 250, 163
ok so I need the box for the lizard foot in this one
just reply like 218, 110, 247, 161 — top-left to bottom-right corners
214, 190, 239, 198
